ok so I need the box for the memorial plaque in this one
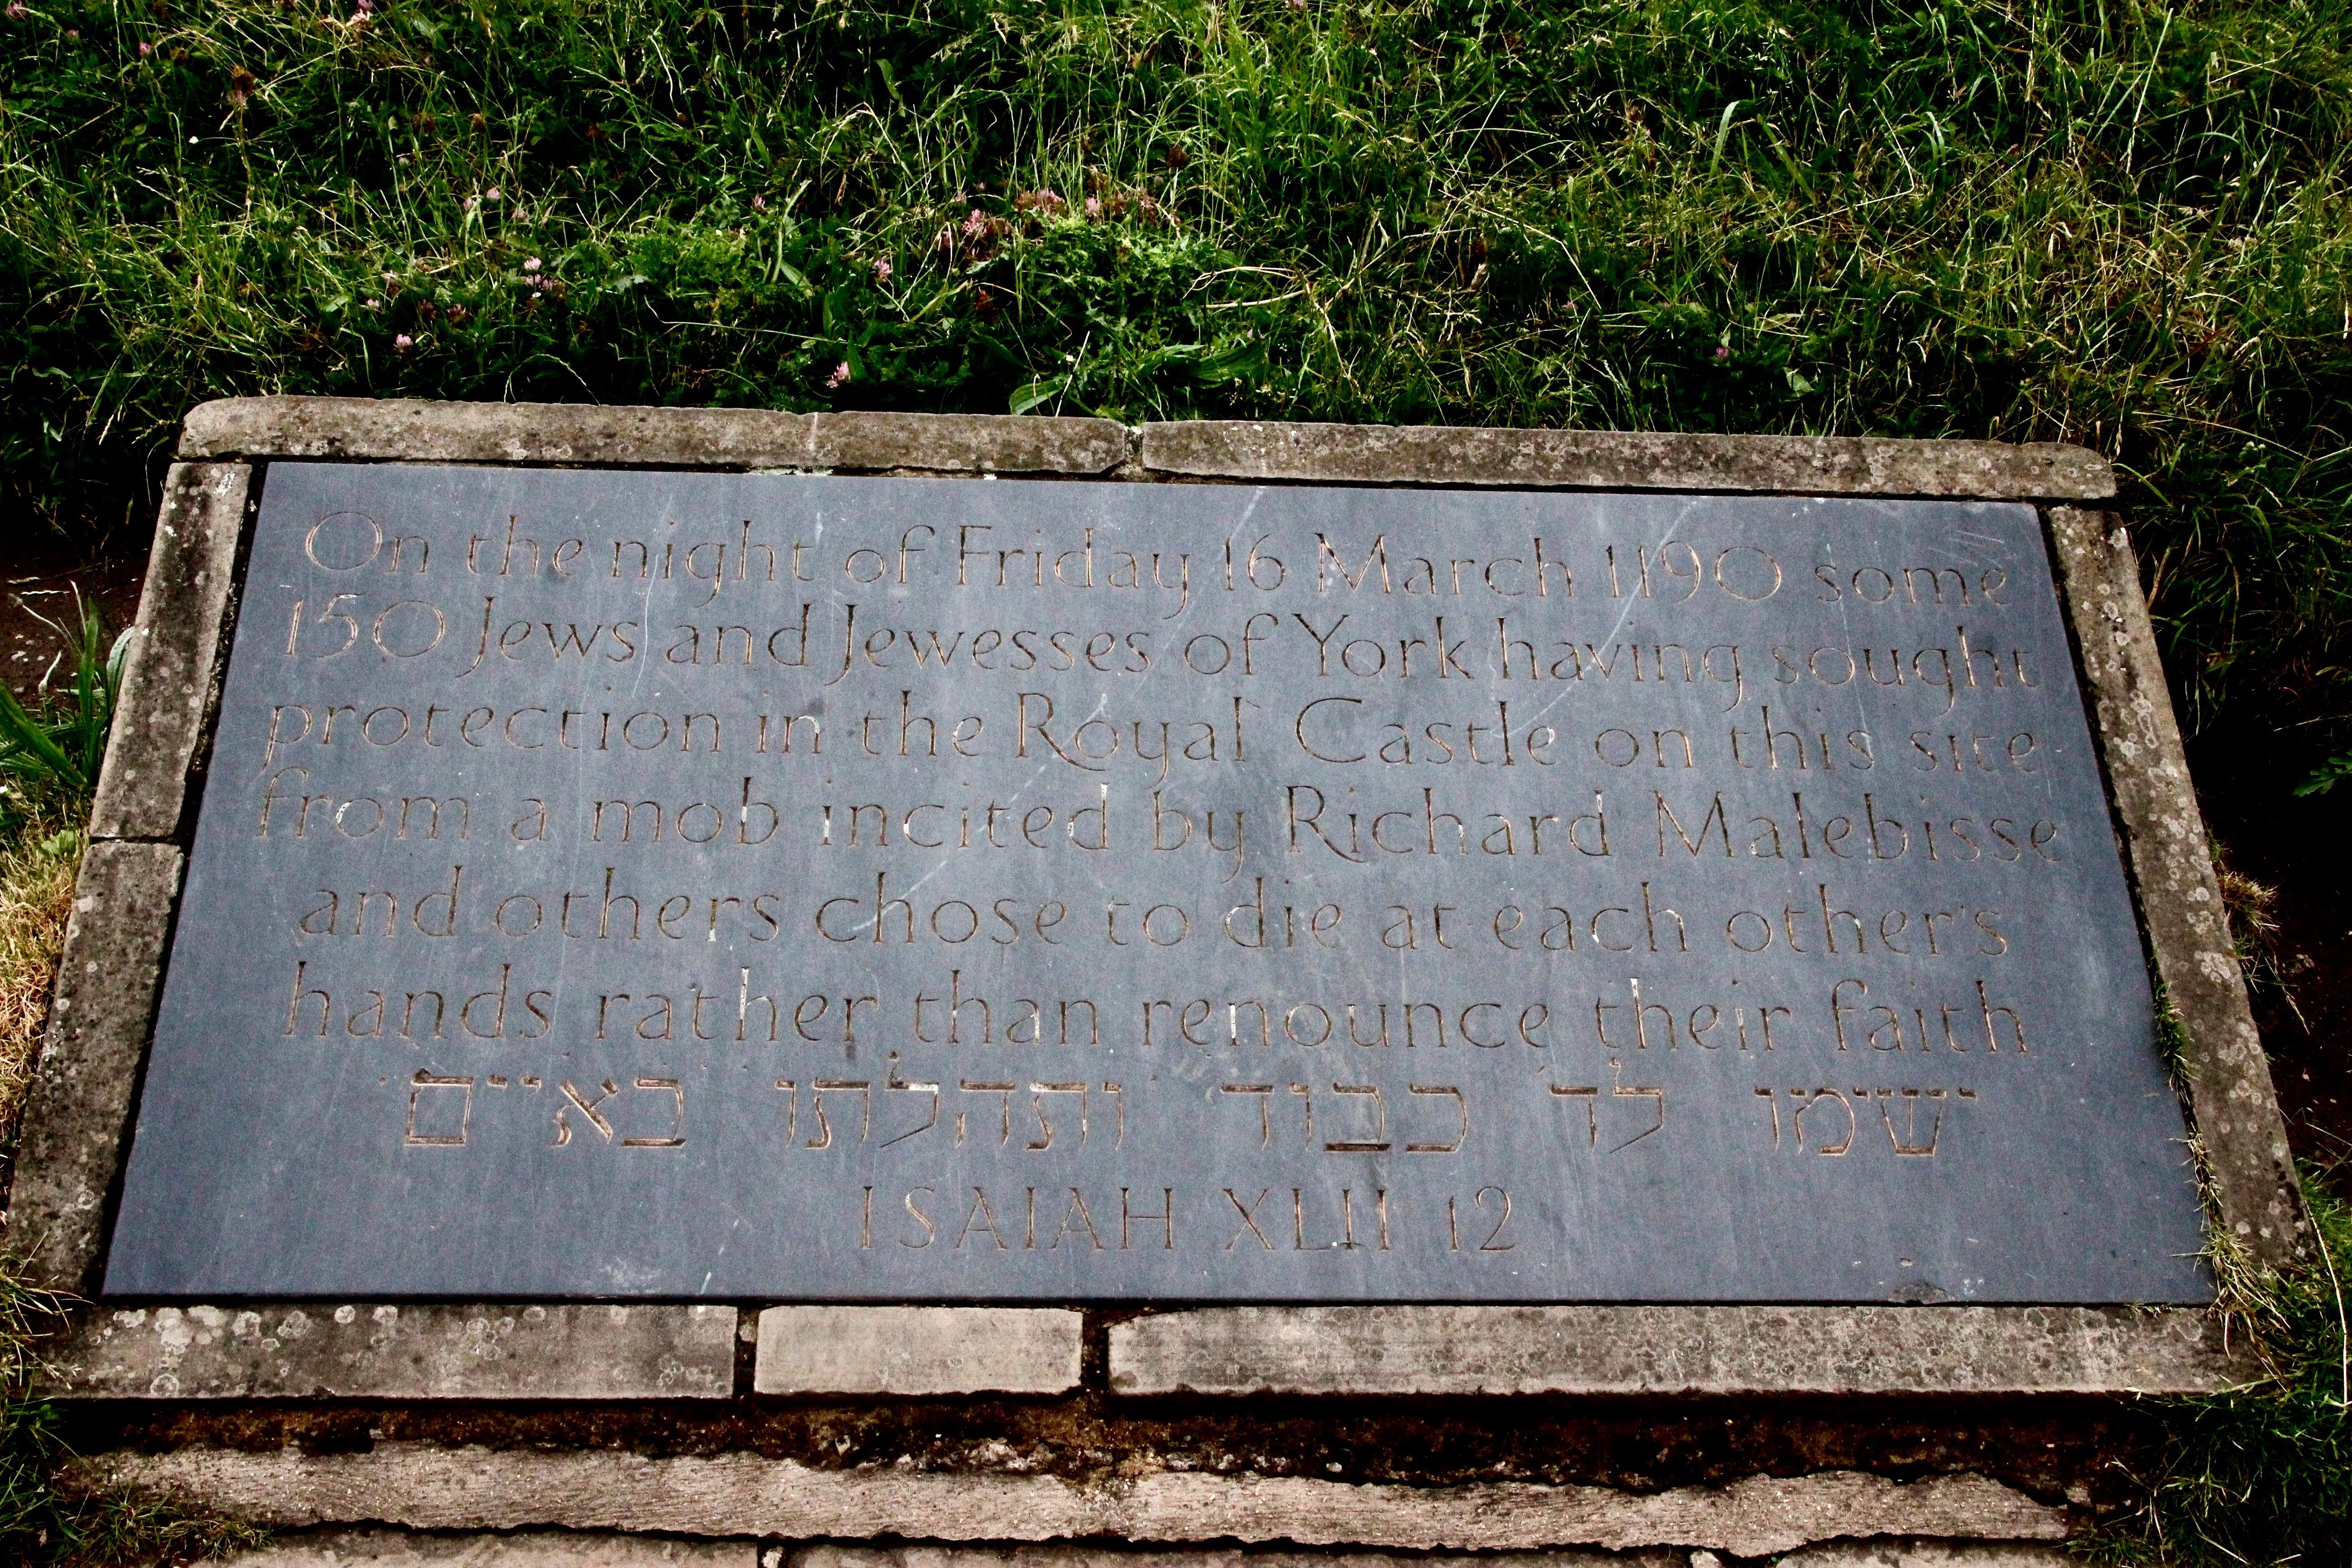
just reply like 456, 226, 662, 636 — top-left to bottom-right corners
105, 464, 2210, 1301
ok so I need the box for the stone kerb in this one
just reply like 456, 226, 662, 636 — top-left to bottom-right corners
1107, 1304, 2248, 1397
89, 461, 250, 843
176, 397, 2122, 500
78, 1447, 2071, 1557
753, 1306, 1082, 1395
793, 1548, 1689, 1568
1134, 420, 2117, 499
10, 839, 184, 1297
178, 397, 1133, 476
34, 1302, 736, 1400
220, 1532, 754, 1567
2047, 506, 2307, 1269
7, 400, 2283, 1418
208, 1529, 2079, 1568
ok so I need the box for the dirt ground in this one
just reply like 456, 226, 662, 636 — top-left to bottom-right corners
5, 526, 2347, 1183
2, 532, 147, 712
2196, 730, 2352, 1182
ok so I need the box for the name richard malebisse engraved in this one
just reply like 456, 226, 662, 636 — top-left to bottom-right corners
105, 465, 2209, 1301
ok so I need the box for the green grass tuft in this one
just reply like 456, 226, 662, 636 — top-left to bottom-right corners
0, 0, 2349, 742
2083, 1172, 2352, 1565
0, 603, 125, 814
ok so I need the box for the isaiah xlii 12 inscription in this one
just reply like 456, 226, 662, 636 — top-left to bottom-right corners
105, 464, 2209, 1300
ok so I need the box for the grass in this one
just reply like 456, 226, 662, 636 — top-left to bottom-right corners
0, 771, 76, 1568
0, 0, 2347, 748
0, 603, 115, 1143
2083, 1174, 2352, 1566
0, 601, 122, 809
0, 804, 78, 1178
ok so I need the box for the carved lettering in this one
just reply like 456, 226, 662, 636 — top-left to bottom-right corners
118, 470, 2170, 1302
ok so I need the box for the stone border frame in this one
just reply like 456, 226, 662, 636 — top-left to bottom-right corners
8, 397, 2303, 1411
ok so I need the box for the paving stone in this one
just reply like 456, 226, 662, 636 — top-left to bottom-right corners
33, 1302, 736, 1399
176, 397, 1130, 475
754, 1307, 1080, 1395
794, 1546, 1679, 1568
1106, 1304, 2243, 1396
1774, 1543, 2075, 1568
2047, 507, 2306, 1270
89, 462, 249, 842
221, 1531, 752, 1567
81, 1446, 2066, 1557
5, 840, 183, 1294
1137, 421, 2114, 499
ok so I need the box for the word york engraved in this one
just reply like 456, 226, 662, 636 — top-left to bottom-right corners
104, 466, 2210, 1301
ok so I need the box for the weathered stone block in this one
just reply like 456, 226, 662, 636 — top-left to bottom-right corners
5, 840, 183, 1294
88, 462, 249, 843
2047, 507, 2306, 1269
807, 410, 1131, 474
1137, 421, 2115, 499
793, 1545, 1678, 1568
1107, 1304, 2244, 1396
754, 1306, 1080, 1395
1774, 1543, 2076, 1568
176, 397, 1129, 475
79, 1446, 2067, 1557
222, 1530, 752, 1566
34, 1302, 736, 1399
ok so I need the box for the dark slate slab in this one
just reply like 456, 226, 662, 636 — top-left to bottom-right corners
105, 466, 2209, 1301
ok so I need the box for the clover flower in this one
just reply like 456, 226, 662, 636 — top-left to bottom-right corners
752, 194, 767, 211
825, 361, 851, 389
6, 4, 29, 20
524, 257, 543, 272
138, 39, 151, 54
394, 333, 413, 352
873, 257, 891, 284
